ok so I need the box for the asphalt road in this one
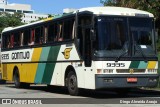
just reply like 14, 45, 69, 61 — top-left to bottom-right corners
0, 83, 160, 107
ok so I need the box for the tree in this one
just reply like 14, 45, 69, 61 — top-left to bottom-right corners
100, 0, 160, 38
101, 0, 160, 18
0, 12, 24, 33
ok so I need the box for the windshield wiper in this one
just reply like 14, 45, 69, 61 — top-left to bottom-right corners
115, 42, 129, 62
134, 42, 147, 62
115, 50, 128, 62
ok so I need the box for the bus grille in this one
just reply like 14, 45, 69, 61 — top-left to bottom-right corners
116, 69, 146, 73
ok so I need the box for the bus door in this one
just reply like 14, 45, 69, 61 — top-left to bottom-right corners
77, 12, 93, 67
77, 12, 95, 88
82, 26, 92, 67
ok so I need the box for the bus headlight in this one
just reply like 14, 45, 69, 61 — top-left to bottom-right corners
103, 69, 113, 73
148, 69, 157, 73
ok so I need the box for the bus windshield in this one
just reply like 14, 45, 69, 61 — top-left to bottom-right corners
94, 16, 156, 58
130, 18, 155, 57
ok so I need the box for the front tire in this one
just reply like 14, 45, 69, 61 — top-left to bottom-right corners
0, 80, 6, 84
13, 70, 30, 88
67, 71, 79, 96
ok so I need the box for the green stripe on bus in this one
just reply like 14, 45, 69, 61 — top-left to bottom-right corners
34, 63, 46, 83
138, 61, 148, 69
34, 47, 51, 83
129, 61, 140, 69
42, 46, 61, 84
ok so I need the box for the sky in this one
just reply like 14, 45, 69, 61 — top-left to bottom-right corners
8, 0, 103, 14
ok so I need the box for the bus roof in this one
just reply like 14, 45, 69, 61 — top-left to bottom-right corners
77, 7, 154, 17
2, 6, 154, 33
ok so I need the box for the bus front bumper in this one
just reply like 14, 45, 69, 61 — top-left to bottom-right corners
95, 74, 159, 89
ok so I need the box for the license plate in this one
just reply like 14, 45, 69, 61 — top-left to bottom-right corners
127, 78, 137, 82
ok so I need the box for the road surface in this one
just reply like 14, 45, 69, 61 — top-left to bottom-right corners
0, 83, 160, 107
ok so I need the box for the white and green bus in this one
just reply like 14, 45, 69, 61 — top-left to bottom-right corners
1, 7, 159, 95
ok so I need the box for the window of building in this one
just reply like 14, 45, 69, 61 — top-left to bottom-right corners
23, 10, 33, 14
5, 9, 16, 13
0, 8, 4, 11
17, 10, 22, 13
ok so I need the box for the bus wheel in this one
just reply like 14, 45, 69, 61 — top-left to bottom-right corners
13, 70, 21, 88
67, 71, 79, 96
0, 80, 6, 84
21, 83, 30, 88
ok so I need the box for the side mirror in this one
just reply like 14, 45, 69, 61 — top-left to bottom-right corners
90, 29, 96, 41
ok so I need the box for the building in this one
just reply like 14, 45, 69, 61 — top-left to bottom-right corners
0, 0, 48, 23
63, 8, 77, 14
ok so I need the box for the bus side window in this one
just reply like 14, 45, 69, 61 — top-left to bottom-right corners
35, 27, 43, 44
54, 23, 58, 41
23, 29, 31, 46
57, 22, 63, 41
28, 29, 35, 45
63, 19, 74, 41
77, 23, 83, 56
10, 34, 14, 48
20, 32, 24, 46
7, 40, 10, 48
14, 32, 21, 47
44, 26, 48, 43
3, 34, 10, 49
48, 23, 56, 42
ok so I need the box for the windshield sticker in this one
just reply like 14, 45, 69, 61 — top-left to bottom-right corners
140, 45, 147, 48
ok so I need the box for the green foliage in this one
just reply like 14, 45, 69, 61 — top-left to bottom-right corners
0, 12, 24, 33
101, 0, 160, 19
